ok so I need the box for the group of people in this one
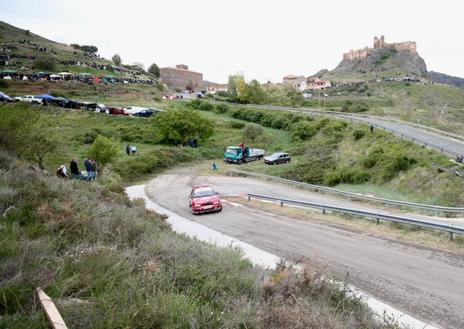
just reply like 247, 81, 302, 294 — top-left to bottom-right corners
56, 158, 98, 180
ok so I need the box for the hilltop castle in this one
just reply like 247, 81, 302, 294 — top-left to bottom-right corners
343, 36, 417, 61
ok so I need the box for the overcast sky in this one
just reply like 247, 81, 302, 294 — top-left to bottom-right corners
1, 0, 464, 83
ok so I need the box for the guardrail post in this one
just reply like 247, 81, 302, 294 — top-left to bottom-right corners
322, 209, 326, 214
449, 232, 454, 241
376, 218, 380, 225
248, 195, 251, 201
280, 201, 283, 207
440, 148, 443, 153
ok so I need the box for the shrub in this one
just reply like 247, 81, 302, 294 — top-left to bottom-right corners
242, 123, 264, 143
214, 103, 229, 113
188, 99, 203, 110
87, 135, 119, 169
291, 121, 316, 141
153, 96, 162, 102
228, 121, 245, 129
0, 80, 8, 88
353, 129, 366, 140
381, 154, 417, 181
324, 168, 371, 186
198, 101, 214, 112
34, 56, 56, 71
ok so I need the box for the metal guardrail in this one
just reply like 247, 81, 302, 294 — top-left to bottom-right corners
232, 170, 464, 213
247, 193, 464, 239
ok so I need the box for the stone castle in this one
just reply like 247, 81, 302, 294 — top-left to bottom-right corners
343, 36, 417, 61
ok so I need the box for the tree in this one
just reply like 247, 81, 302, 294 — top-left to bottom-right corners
70, 43, 80, 50
153, 109, 214, 145
112, 54, 122, 66
242, 123, 263, 144
80, 45, 98, 54
87, 135, 118, 170
0, 105, 57, 169
34, 57, 56, 71
148, 63, 160, 78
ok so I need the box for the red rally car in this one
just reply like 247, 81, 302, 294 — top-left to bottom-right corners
189, 185, 222, 214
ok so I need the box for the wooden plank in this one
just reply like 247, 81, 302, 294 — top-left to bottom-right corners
36, 287, 68, 329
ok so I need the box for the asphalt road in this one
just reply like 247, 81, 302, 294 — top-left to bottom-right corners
244, 103, 464, 156
146, 170, 464, 329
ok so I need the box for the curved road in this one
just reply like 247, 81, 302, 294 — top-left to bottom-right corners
244, 104, 464, 156
146, 170, 464, 329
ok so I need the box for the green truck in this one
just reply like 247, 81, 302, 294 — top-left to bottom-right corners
224, 146, 265, 164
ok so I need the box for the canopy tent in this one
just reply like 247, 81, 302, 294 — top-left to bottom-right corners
0, 69, 16, 76
58, 72, 74, 76
77, 73, 91, 76
36, 94, 56, 101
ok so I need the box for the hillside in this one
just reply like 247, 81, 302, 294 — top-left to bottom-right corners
327, 47, 427, 82
427, 71, 464, 89
0, 21, 153, 80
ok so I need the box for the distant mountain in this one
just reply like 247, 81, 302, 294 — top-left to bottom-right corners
427, 71, 464, 89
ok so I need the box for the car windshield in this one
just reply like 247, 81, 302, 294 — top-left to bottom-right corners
226, 147, 239, 154
268, 153, 281, 159
193, 187, 216, 198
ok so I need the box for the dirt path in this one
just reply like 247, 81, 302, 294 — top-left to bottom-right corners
146, 169, 464, 329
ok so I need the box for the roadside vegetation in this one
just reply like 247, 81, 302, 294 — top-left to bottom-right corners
0, 152, 399, 328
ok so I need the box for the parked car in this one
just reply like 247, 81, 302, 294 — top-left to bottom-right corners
189, 185, 222, 214
14, 95, 43, 104
264, 152, 291, 165
133, 109, 155, 117
108, 106, 128, 115
124, 106, 148, 115
0, 91, 13, 102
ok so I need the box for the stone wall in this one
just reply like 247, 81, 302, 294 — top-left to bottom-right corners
160, 65, 203, 90
343, 36, 417, 61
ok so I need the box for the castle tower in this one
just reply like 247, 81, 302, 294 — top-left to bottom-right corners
373, 35, 385, 49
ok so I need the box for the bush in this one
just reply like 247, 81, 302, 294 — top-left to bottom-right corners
243, 123, 264, 143
228, 121, 245, 129
34, 57, 56, 71
324, 168, 371, 186
87, 135, 119, 169
291, 121, 316, 141
353, 129, 366, 140
198, 101, 214, 112
214, 103, 229, 113
153, 96, 162, 102
0, 80, 9, 88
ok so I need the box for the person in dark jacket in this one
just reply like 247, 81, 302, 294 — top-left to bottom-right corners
84, 158, 94, 180
70, 159, 79, 178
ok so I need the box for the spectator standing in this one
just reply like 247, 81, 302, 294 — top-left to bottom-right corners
84, 158, 94, 181
130, 145, 137, 155
70, 159, 79, 178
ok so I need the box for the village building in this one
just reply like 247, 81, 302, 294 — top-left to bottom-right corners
305, 77, 331, 90
283, 75, 306, 90
160, 64, 203, 91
